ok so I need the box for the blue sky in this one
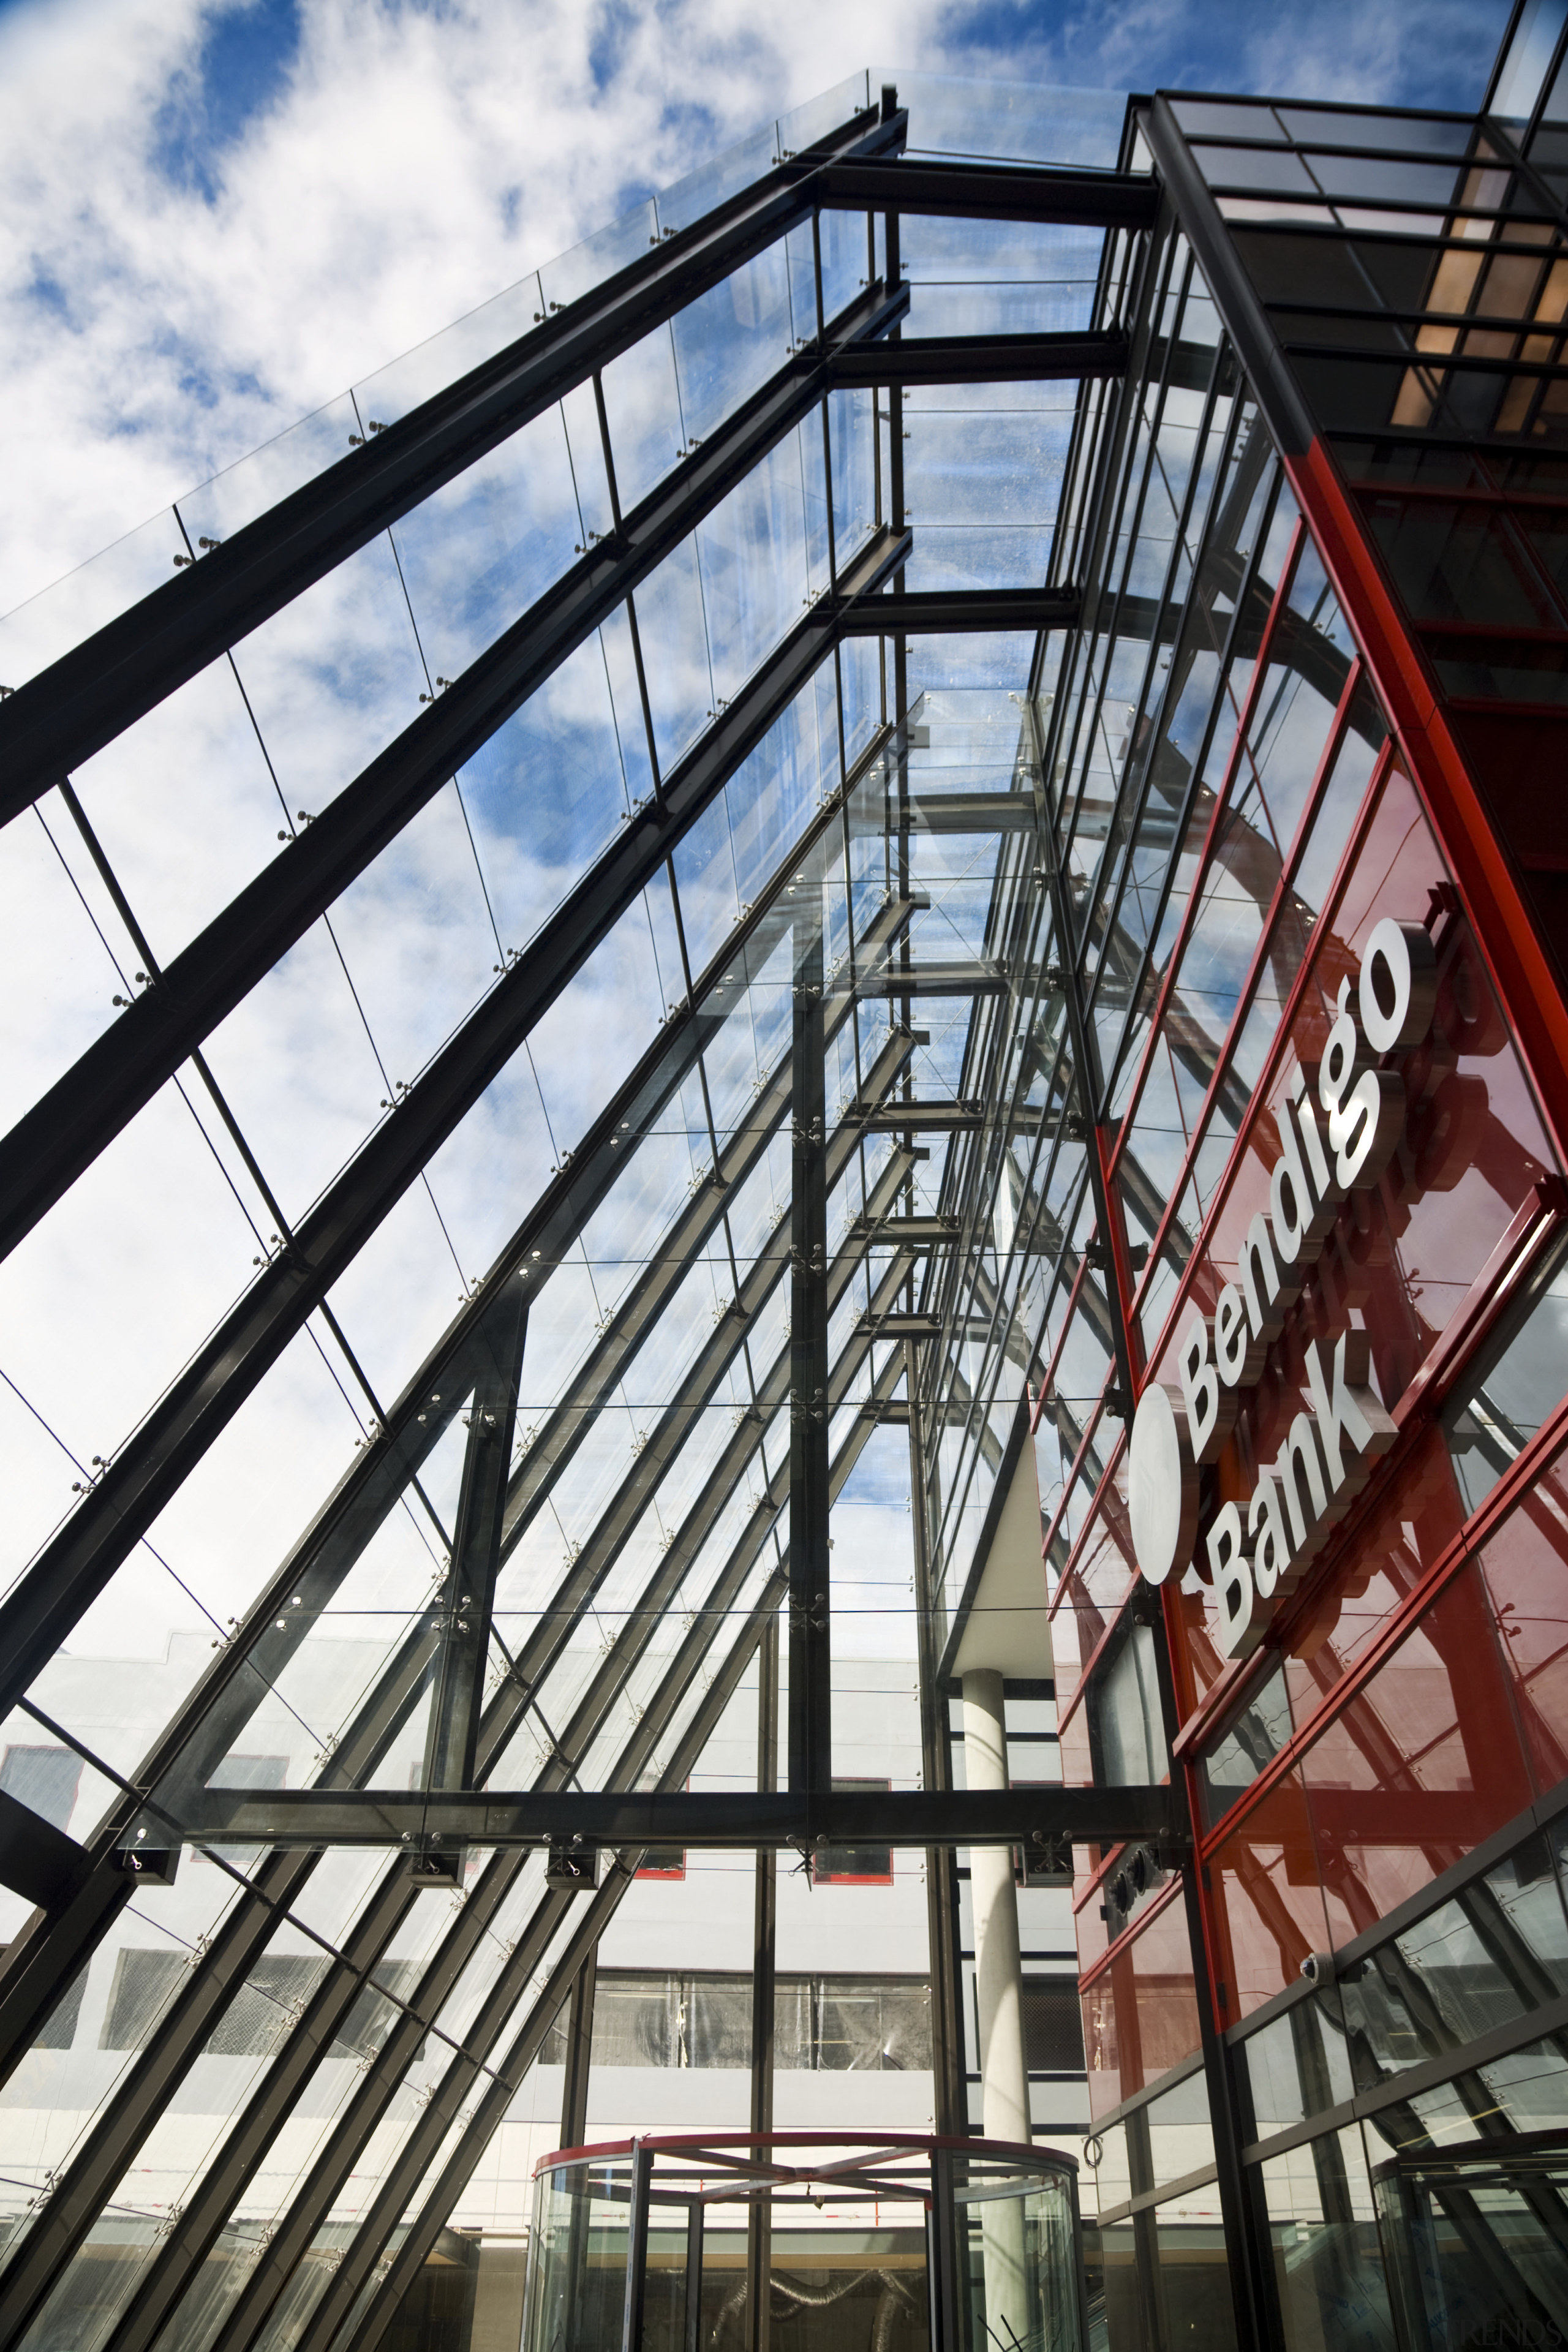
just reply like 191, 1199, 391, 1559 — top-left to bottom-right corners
0, 0, 1520, 621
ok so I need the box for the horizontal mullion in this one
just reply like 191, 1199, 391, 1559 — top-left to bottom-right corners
1221, 216, 1568, 254
831, 330, 1128, 387
1186, 133, 1508, 165
0, 104, 904, 809
839, 586, 1082, 634
167, 1784, 1182, 1850
813, 155, 1158, 227
1207, 184, 1561, 226
1281, 338, 1568, 373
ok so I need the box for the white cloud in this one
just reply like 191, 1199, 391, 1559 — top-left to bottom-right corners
0, 0, 958, 618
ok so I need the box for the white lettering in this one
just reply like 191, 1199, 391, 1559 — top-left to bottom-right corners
1238, 1211, 1283, 1344
1359, 918, 1437, 1055
1248, 1472, 1292, 1600
1270, 1098, 1318, 1264
1214, 1283, 1251, 1387
1126, 921, 1439, 1656
1304, 1332, 1395, 1507
1319, 979, 1368, 1128
1178, 1313, 1233, 1463
1293, 1081, 1335, 1206
1329, 1067, 1403, 1192
1208, 1504, 1261, 1659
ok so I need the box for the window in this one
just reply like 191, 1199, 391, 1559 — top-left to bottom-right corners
635, 1779, 687, 1878
0, 1745, 82, 1832
812, 1777, 894, 1885
1444, 1238, 1568, 1513
203, 1754, 289, 1864
1022, 1977, 1087, 2073
634, 1848, 687, 1880
540, 1972, 932, 2070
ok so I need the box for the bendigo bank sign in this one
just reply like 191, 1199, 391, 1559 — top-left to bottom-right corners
1127, 918, 1438, 1660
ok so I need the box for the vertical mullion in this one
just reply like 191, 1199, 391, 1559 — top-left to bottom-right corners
788, 897, 831, 1800
745, 1611, 778, 2352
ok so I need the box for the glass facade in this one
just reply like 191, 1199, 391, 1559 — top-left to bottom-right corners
4, 10, 1568, 2351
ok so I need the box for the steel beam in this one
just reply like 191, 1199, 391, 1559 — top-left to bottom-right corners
831, 330, 1129, 387
854, 959, 1009, 998
287, 1351, 911, 2352
0, 105, 906, 811
322, 1586, 790, 2352
558, 1947, 595, 2155
0, 448, 906, 1270
787, 903, 831, 1798
850, 1213, 959, 1244
137, 731, 911, 1829
0, 527, 912, 1728
837, 586, 1080, 635
813, 156, 1159, 227
0, 1790, 92, 1912
417, 1275, 528, 1798
747, 1611, 777, 2352
851, 1101, 984, 1133
160, 1784, 1180, 1850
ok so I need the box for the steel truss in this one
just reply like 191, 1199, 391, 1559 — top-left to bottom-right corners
0, 88, 1175, 2352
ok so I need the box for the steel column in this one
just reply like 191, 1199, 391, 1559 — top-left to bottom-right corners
787, 899, 831, 1800
418, 1276, 528, 1800
745, 1610, 778, 2352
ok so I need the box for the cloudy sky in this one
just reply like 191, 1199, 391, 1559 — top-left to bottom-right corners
0, 0, 1515, 620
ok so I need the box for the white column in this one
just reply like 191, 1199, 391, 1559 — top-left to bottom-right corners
962, 1668, 1033, 2345
962, 1667, 1030, 2143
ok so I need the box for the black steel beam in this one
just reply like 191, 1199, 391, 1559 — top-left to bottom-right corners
814, 156, 1159, 227
0, 104, 905, 812
317, 1583, 792, 2352
94, 1856, 426, 2352
838, 586, 1080, 635
417, 1276, 528, 1796
848, 790, 1038, 836
0, 529, 911, 1730
908, 792, 1039, 834
492, 903, 917, 1569
137, 728, 910, 1827
0, 1790, 92, 1912
851, 1213, 959, 1244
787, 907, 831, 1798
831, 330, 1129, 387
851, 1101, 984, 1133
284, 1350, 912, 2352
0, 1849, 320, 2348
0, 284, 911, 1273
163, 1784, 1180, 1850
856, 960, 1009, 998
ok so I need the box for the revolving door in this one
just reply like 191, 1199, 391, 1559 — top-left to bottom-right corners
522, 2132, 1086, 2352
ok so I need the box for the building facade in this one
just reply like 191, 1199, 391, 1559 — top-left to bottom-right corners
1, 7, 1567, 2350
